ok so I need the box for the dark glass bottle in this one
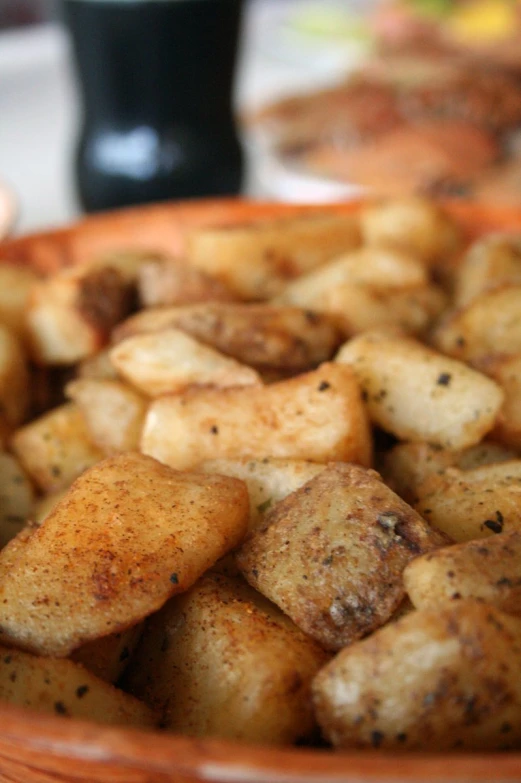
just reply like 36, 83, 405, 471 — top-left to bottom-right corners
63, 0, 244, 212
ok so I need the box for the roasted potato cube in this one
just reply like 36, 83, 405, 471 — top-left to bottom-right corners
276, 273, 445, 337
415, 462, 521, 541
0, 452, 249, 656
404, 530, 521, 615
480, 354, 521, 450
0, 452, 34, 547
336, 332, 503, 449
77, 348, 119, 381
0, 324, 29, 426
381, 441, 517, 504
66, 379, 148, 454
109, 328, 261, 397
274, 246, 428, 306
0, 263, 38, 342
0, 645, 155, 728
433, 286, 521, 364
26, 264, 135, 365
124, 573, 329, 744
199, 457, 325, 530
455, 233, 521, 306
313, 601, 521, 751
138, 254, 235, 307
237, 464, 447, 651
113, 303, 343, 374
142, 363, 372, 471
359, 197, 461, 265
186, 212, 361, 299
71, 623, 144, 683
11, 402, 103, 493
32, 488, 69, 525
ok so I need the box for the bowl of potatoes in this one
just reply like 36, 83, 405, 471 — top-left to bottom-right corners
0, 196, 520, 782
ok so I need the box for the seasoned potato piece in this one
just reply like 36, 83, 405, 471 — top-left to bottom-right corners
0, 452, 249, 656
480, 354, 521, 450
276, 274, 445, 337
138, 254, 235, 307
415, 462, 521, 541
77, 348, 119, 381
113, 303, 343, 373
72, 623, 144, 683
0, 452, 33, 547
199, 457, 325, 530
0, 644, 155, 728
11, 402, 103, 493
110, 329, 261, 397
313, 602, 521, 751
237, 464, 447, 651
455, 233, 521, 306
32, 489, 69, 525
26, 264, 135, 365
433, 286, 521, 364
359, 197, 460, 265
66, 379, 148, 454
336, 332, 503, 449
404, 530, 521, 614
0, 324, 29, 426
0, 264, 38, 341
142, 363, 372, 471
124, 573, 329, 744
381, 441, 517, 503
186, 212, 361, 299
274, 246, 428, 306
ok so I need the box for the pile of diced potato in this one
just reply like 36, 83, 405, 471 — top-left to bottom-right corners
1, 198, 521, 751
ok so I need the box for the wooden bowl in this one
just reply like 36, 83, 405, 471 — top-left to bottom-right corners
1, 197, 521, 783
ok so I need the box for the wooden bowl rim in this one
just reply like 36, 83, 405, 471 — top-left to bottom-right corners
2, 196, 521, 782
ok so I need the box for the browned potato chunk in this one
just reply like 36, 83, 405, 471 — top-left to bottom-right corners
11, 402, 103, 493
138, 254, 235, 307
77, 348, 119, 381
433, 286, 521, 364
381, 441, 517, 504
32, 489, 69, 525
0, 644, 155, 728
404, 530, 521, 614
124, 573, 329, 744
455, 233, 521, 306
0, 324, 29, 427
274, 246, 428, 304
26, 264, 135, 365
0, 452, 249, 656
142, 363, 372, 471
66, 378, 148, 454
415, 462, 521, 541
313, 601, 521, 751
237, 464, 447, 651
72, 623, 144, 683
113, 303, 343, 374
277, 274, 445, 338
0, 452, 34, 547
186, 213, 361, 299
0, 264, 38, 342
109, 329, 261, 397
199, 457, 325, 530
359, 197, 460, 265
480, 354, 521, 450
337, 332, 503, 449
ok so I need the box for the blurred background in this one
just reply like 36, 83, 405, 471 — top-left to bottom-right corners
1, 0, 521, 234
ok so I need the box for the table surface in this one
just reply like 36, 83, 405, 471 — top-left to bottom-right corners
0, 0, 372, 234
